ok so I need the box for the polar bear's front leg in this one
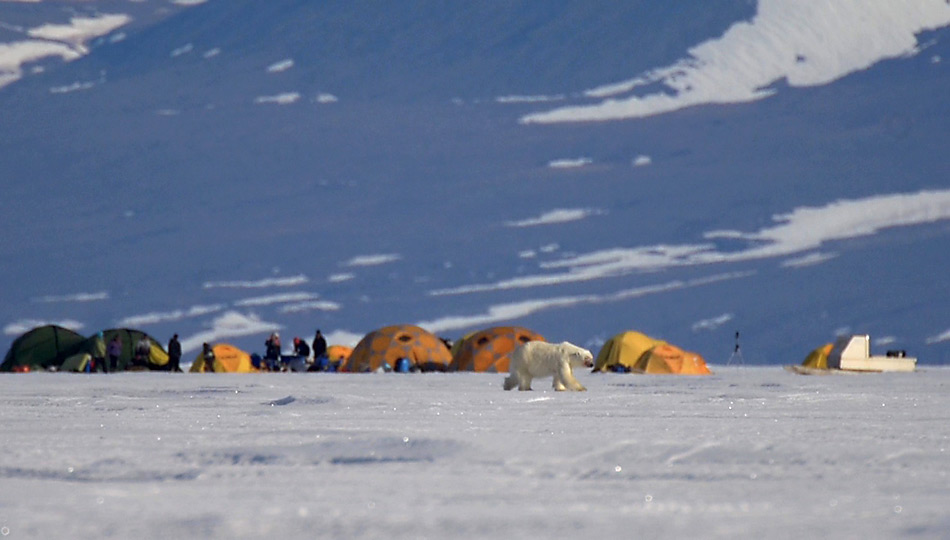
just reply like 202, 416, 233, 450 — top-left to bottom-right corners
556, 362, 586, 391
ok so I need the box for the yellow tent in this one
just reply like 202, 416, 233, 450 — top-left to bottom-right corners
593, 331, 665, 372
449, 326, 544, 372
802, 343, 834, 369
594, 330, 711, 375
190, 343, 258, 373
343, 325, 451, 373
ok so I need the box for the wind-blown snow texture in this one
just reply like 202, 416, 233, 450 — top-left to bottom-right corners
2, 0, 950, 364
1, 369, 949, 539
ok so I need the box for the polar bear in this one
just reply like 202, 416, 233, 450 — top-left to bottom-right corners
503, 341, 594, 391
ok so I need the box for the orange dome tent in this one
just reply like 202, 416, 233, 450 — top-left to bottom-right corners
449, 326, 544, 372
326, 345, 353, 364
594, 330, 711, 375
343, 325, 451, 373
635, 344, 711, 375
190, 343, 258, 373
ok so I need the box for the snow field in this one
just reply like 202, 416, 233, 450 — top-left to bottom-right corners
1, 367, 948, 539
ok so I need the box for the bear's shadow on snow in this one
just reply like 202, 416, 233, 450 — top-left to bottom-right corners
263, 395, 296, 406
258, 395, 334, 406
243, 395, 334, 415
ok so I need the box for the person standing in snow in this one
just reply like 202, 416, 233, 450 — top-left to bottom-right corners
133, 335, 151, 368
307, 330, 329, 372
107, 334, 122, 372
312, 330, 327, 361
265, 333, 282, 371
167, 334, 182, 372
202, 342, 216, 372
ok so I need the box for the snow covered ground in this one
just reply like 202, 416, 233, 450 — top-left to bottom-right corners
2, 367, 949, 539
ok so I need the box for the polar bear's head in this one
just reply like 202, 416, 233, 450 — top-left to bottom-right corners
561, 342, 594, 368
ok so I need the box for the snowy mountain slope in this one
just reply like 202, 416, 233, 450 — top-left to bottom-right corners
0, 0, 198, 89
523, 0, 950, 123
1, 0, 949, 364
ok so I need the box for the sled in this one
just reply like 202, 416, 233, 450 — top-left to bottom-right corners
784, 365, 860, 375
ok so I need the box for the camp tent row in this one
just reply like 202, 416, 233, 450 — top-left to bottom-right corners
181, 325, 543, 374
4, 324, 712, 375
192, 325, 539, 374
189, 343, 357, 373
339, 325, 711, 375
1, 325, 173, 372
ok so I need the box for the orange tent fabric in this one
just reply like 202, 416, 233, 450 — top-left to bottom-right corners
634, 344, 711, 375
343, 325, 451, 372
449, 326, 544, 372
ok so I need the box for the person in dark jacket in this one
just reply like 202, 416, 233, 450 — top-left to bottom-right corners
311, 330, 327, 360
293, 337, 310, 359
289, 337, 311, 372
168, 334, 182, 372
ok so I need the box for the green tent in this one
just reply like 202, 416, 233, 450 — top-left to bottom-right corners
1, 325, 86, 372
60, 333, 108, 373
101, 328, 170, 371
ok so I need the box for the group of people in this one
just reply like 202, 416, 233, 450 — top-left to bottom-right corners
82, 332, 183, 373
254, 329, 329, 372
80, 329, 337, 374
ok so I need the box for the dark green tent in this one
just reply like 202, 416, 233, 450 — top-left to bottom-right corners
101, 328, 170, 371
1, 325, 86, 372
